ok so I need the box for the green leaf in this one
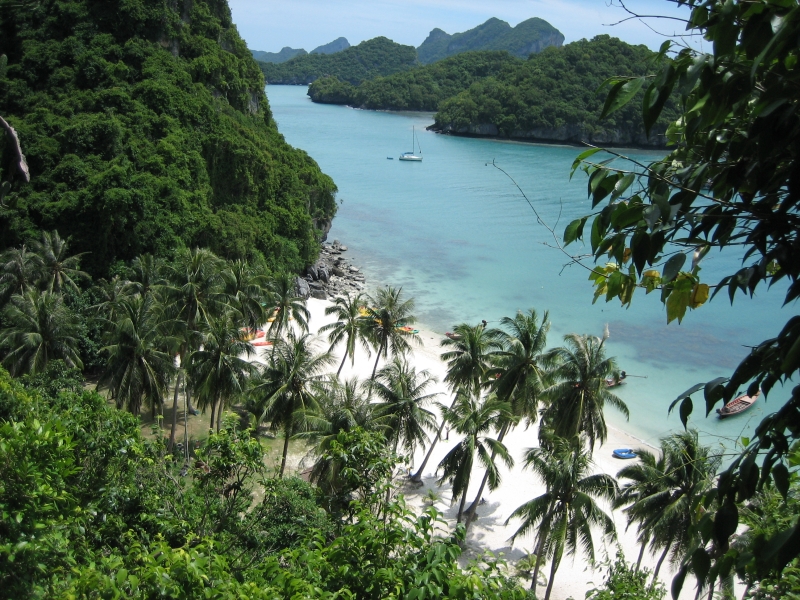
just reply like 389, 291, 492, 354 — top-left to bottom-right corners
610, 173, 636, 201
772, 463, 789, 499
570, 148, 601, 179
662, 253, 686, 283
671, 565, 688, 600
691, 548, 711, 583
704, 377, 728, 416
563, 217, 587, 245
600, 77, 645, 119
679, 396, 693, 429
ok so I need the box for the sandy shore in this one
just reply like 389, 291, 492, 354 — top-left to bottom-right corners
252, 297, 694, 599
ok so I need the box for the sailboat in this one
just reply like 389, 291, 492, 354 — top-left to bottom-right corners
399, 126, 422, 161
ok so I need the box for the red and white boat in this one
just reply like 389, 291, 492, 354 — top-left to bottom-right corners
717, 390, 760, 418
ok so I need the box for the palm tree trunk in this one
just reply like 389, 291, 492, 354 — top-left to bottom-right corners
543, 553, 559, 600
168, 372, 182, 451
371, 338, 386, 380
279, 424, 291, 478
336, 351, 347, 376
463, 424, 509, 524
215, 397, 224, 432
456, 487, 469, 523
635, 535, 649, 571
210, 397, 217, 430
412, 418, 446, 482
530, 534, 546, 594
652, 544, 670, 582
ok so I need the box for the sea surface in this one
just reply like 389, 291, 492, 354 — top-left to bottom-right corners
267, 84, 796, 452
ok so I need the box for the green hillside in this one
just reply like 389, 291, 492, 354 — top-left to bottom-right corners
417, 17, 564, 64
308, 51, 520, 111
259, 37, 418, 85
0, 0, 336, 276
432, 35, 677, 147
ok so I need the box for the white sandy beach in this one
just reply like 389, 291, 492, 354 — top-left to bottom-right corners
254, 297, 698, 600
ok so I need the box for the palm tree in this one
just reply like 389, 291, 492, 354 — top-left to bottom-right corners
363, 286, 419, 380
223, 259, 269, 331
0, 289, 83, 375
30, 230, 89, 293
187, 310, 256, 431
411, 321, 501, 483
507, 436, 618, 600
124, 253, 165, 299
253, 332, 334, 477
297, 376, 375, 492
266, 272, 310, 338
319, 292, 371, 375
463, 309, 553, 523
0, 244, 37, 304
615, 430, 720, 583
541, 333, 629, 452
372, 357, 438, 456
98, 294, 176, 417
436, 392, 513, 524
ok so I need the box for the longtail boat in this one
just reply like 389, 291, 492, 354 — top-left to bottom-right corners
717, 390, 760, 418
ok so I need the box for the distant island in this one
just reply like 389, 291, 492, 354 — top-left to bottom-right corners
417, 17, 564, 64
259, 37, 417, 85
308, 36, 676, 148
251, 37, 350, 64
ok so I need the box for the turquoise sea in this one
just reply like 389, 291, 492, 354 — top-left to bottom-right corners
267, 85, 795, 451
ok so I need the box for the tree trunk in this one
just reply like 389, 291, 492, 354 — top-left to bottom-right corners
411, 419, 446, 482
336, 351, 347, 376
371, 338, 386, 380
543, 553, 559, 600
635, 536, 648, 571
216, 397, 224, 432
168, 373, 182, 451
652, 544, 670, 582
456, 487, 468, 523
279, 425, 291, 478
530, 534, 546, 594
463, 424, 508, 522
209, 397, 217, 430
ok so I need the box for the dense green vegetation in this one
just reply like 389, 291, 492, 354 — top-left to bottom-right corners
417, 17, 564, 64
259, 37, 418, 85
252, 46, 307, 63
432, 35, 677, 145
308, 51, 519, 110
0, 0, 337, 278
566, 0, 800, 595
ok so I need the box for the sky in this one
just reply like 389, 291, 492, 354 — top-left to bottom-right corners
228, 0, 702, 54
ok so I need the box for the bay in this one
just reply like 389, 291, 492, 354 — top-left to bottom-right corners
268, 84, 794, 451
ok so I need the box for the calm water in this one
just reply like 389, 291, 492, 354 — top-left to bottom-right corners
268, 85, 795, 450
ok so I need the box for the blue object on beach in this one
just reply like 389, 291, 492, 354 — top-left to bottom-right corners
612, 448, 637, 459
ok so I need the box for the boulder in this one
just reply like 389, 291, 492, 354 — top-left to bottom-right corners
295, 277, 310, 298
317, 266, 329, 282
306, 264, 318, 280
332, 266, 345, 277
311, 289, 327, 300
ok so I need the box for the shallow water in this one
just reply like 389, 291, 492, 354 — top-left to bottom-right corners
268, 84, 795, 451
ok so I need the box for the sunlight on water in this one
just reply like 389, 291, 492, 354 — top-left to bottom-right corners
268, 85, 796, 452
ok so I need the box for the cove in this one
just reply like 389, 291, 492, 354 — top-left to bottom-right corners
267, 84, 795, 450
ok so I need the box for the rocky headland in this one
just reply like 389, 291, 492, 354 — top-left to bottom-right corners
296, 240, 367, 300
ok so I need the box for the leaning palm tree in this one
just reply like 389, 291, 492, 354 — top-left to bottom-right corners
319, 292, 371, 375
541, 333, 629, 453
372, 357, 438, 456
252, 332, 335, 477
187, 310, 256, 431
507, 435, 618, 600
0, 289, 83, 375
98, 294, 176, 417
0, 244, 37, 304
297, 376, 376, 493
411, 321, 501, 483
30, 230, 89, 293
363, 286, 420, 380
265, 272, 310, 339
223, 259, 269, 331
615, 430, 720, 583
436, 392, 513, 524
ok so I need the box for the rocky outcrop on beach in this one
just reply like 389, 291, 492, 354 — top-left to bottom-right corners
296, 240, 366, 300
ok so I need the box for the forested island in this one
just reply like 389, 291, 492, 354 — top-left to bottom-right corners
308, 36, 676, 147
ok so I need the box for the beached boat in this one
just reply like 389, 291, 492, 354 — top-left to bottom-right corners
396, 325, 419, 334
445, 332, 462, 340
399, 126, 422, 161
606, 371, 628, 388
717, 390, 760, 418
612, 448, 637, 460
251, 340, 273, 347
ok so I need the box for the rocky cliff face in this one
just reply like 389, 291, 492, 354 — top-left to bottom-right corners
432, 122, 666, 148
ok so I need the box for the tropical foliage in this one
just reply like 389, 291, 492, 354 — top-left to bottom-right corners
0, 0, 337, 277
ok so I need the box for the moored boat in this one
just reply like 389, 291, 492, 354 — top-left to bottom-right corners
717, 390, 760, 418
445, 332, 462, 340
